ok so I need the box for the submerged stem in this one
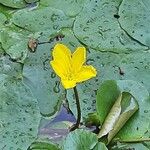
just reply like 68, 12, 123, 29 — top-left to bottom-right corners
70, 86, 81, 131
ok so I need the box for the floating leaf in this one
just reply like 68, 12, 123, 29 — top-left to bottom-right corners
119, 0, 150, 46
23, 43, 64, 116
62, 129, 108, 150
97, 80, 150, 142
115, 80, 150, 141
0, 74, 41, 150
98, 92, 138, 143
0, 29, 29, 63
0, 0, 27, 8
40, 0, 86, 17
96, 80, 121, 124
73, 0, 147, 53
12, 7, 74, 32
119, 52, 150, 92
0, 55, 22, 77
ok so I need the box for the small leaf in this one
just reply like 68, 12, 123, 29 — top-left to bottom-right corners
62, 129, 108, 150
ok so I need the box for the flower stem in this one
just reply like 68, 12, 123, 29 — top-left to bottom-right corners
70, 86, 81, 131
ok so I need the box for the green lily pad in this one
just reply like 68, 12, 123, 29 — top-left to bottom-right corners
0, 0, 27, 8
62, 129, 108, 150
115, 81, 150, 141
0, 29, 29, 63
40, 0, 86, 17
119, 52, 150, 92
0, 74, 41, 150
12, 7, 74, 32
96, 80, 121, 124
96, 80, 150, 142
73, 0, 147, 53
119, 0, 150, 47
0, 55, 23, 77
98, 92, 139, 143
23, 43, 64, 116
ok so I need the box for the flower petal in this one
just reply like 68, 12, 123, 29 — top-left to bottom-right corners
76, 65, 97, 83
72, 47, 86, 73
50, 60, 66, 79
61, 79, 76, 89
52, 43, 71, 74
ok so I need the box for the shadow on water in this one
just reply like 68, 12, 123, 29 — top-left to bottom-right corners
38, 105, 98, 142
38, 106, 76, 142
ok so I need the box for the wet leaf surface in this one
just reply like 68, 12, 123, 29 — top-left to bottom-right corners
73, 0, 147, 53
62, 129, 108, 150
0, 0, 150, 149
97, 80, 150, 142
40, 0, 86, 17
12, 7, 74, 32
119, 0, 150, 47
23, 43, 64, 116
0, 74, 41, 150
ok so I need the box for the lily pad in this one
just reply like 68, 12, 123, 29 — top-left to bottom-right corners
0, 0, 27, 9
0, 55, 23, 77
119, 0, 150, 47
0, 74, 41, 150
119, 52, 150, 92
40, 0, 86, 17
0, 29, 29, 63
115, 80, 150, 141
73, 0, 147, 53
23, 43, 64, 116
12, 7, 74, 32
62, 129, 108, 150
96, 80, 150, 142
98, 92, 138, 143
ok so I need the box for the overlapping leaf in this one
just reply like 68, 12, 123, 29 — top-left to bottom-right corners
0, 74, 41, 150
119, 0, 150, 47
62, 129, 108, 150
96, 80, 150, 143
73, 0, 147, 53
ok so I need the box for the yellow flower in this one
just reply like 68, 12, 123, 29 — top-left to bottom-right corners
50, 43, 97, 89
